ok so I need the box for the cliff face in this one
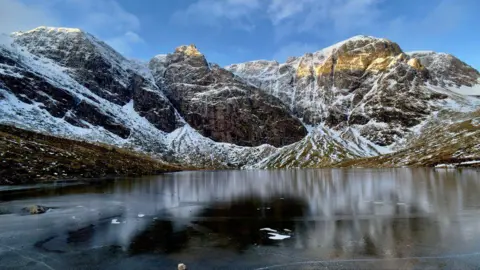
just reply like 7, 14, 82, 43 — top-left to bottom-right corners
227, 36, 479, 146
11, 27, 182, 133
149, 45, 307, 147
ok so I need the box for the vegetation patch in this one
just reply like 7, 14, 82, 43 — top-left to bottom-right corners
0, 125, 187, 185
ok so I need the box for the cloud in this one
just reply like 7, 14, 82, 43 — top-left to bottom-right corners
272, 42, 319, 62
172, 0, 383, 40
54, 0, 143, 55
0, 0, 58, 34
0, 0, 144, 56
60, 0, 141, 34
171, 0, 262, 31
268, 0, 384, 40
106, 31, 145, 55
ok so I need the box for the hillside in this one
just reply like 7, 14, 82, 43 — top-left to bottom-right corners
0, 125, 182, 185
335, 109, 480, 168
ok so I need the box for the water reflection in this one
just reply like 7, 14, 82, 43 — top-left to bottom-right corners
2, 169, 480, 269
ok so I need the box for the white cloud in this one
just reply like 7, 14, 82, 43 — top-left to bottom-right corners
61, 0, 141, 34
267, 0, 315, 25
171, 0, 262, 31
56, 0, 143, 55
0, 0, 58, 34
172, 0, 383, 39
106, 31, 145, 55
268, 0, 384, 39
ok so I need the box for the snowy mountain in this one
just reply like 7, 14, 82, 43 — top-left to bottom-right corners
149, 44, 307, 147
0, 27, 276, 168
1, 28, 479, 169
228, 36, 479, 148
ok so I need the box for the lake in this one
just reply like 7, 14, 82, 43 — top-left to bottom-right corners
1, 169, 480, 269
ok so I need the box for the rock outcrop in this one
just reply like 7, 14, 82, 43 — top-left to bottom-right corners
149, 45, 307, 147
408, 51, 480, 88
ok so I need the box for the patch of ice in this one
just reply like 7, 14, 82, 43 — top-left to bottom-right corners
260, 228, 277, 233
137, 214, 145, 218
459, 160, 480, 165
268, 233, 291, 240
435, 164, 456, 169
111, 219, 121, 224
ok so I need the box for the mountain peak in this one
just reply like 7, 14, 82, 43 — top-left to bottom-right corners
15, 26, 85, 36
175, 44, 203, 57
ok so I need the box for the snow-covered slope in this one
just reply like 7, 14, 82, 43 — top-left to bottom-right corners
250, 125, 389, 169
335, 108, 480, 168
0, 27, 279, 168
407, 51, 480, 96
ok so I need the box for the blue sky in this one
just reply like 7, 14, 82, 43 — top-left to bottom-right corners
1, 0, 479, 69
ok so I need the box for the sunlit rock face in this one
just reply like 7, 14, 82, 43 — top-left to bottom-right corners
149, 45, 307, 147
227, 36, 478, 146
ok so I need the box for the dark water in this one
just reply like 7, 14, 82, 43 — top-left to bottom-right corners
1, 169, 480, 269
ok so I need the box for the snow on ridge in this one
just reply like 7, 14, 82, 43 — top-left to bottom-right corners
12, 26, 143, 88
153, 54, 167, 61
405, 51, 437, 55
228, 36, 390, 69
20, 26, 84, 34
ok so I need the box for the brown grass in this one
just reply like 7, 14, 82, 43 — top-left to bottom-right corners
0, 125, 190, 185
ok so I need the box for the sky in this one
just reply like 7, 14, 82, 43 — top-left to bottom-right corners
1, 0, 479, 69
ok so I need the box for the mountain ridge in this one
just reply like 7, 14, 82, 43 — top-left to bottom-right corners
1, 26, 480, 172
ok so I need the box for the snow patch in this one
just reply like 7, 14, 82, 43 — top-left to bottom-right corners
111, 219, 121, 224
268, 233, 291, 240
260, 228, 277, 233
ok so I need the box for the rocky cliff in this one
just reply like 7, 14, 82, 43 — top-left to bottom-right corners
227, 36, 479, 147
1, 28, 479, 170
149, 45, 307, 147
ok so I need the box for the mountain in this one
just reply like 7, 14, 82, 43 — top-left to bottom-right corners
149, 44, 307, 147
336, 108, 480, 168
1, 28, 479, 173
0, 27, 296, 169
227, 36, 479, 147
11, 26, 182, 133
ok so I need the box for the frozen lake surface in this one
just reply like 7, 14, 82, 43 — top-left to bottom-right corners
1, 169, 480, 269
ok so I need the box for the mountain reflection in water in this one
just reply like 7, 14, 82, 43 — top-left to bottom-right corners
1, 169, 480, 269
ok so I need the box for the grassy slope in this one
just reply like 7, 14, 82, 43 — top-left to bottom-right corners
0, 125, 185, 185
335, 109, 480, 168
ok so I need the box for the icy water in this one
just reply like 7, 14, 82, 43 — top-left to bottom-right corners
1, 169, 480, 269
